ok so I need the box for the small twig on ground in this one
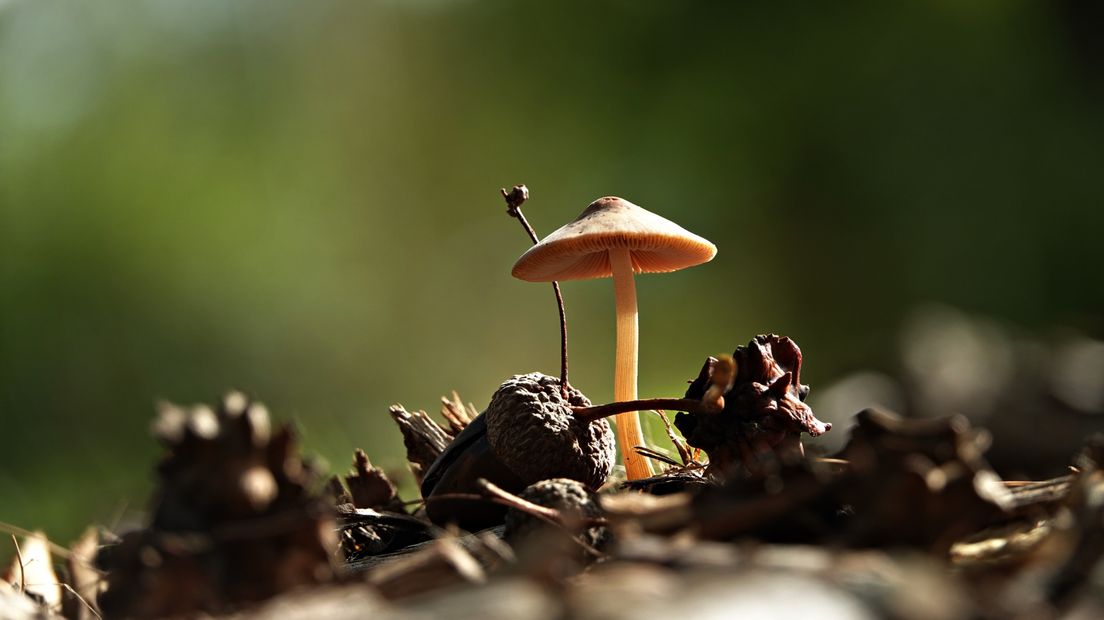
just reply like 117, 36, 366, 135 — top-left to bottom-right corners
575, 359, 733, 423
11, 534, 25, 593
634, 446, 682, 468
476, 479, 607, 558
502, 184, 571, 399
405, 493, 484, 507
107, 501, 130, 533
476, 479, 563, 523
573, 398, 720, 424
411, 490, 607, 556
0, 523, 73, 561
413, 491, 562, 522
655, 410, 693, 465
59, 582, 103, 620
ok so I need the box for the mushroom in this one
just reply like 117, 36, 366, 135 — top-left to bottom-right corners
512, 197, 717, 481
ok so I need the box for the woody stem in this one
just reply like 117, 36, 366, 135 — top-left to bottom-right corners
503, 186, 570, 398
572, 398, 715, 424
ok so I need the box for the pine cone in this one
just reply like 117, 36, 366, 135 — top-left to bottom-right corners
96, 392, 337, 618
675, 335, 831, 477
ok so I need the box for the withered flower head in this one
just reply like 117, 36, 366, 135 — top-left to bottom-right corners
675, 335, 831, 476
504, 478, 608, 560
485, 373, 615, 490
420, 373, 615, 532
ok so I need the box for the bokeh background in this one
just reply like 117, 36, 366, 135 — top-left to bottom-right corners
2, 0, 1102, 541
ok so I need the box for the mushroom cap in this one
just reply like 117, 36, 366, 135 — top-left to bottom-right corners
511, 196, 717, 282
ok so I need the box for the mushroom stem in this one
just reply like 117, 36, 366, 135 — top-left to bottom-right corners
610, 247, 652, 480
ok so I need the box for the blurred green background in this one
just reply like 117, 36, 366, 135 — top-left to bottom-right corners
2, 0, 1102, 541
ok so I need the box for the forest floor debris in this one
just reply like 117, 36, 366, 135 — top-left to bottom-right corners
4, 339, 1103, 619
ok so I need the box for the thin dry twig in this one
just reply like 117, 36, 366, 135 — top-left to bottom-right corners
0, 523, 73, 561
412, 491, 605, 530
502, 184, 571, 399
107, 501, 129, 533
655, 410, 693, 465
475, 480, 563, 523
573, 398, 719, 423
634, 446, 682, 468
58, 582, 103, 620
11, 534, 25, 594
475, 479, 607, 558
65, 528, 103, 620
575, 356, 733, 423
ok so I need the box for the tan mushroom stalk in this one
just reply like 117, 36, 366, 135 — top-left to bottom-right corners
512, 197, 716, 481
610, 247, 643, 477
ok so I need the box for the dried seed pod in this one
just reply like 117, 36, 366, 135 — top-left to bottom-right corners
504, 478, 608, 555
485, 374, 614, 489
675, 335, 831, 477
421, 373, 615, 531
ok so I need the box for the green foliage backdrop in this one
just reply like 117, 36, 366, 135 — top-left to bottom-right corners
2, 0, 1102, 539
